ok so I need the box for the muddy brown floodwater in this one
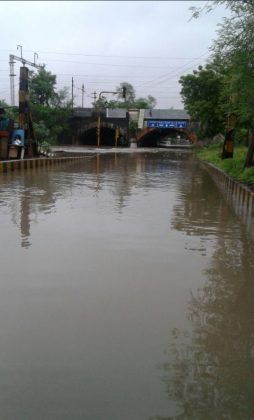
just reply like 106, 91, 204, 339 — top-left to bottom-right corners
0, 148, 254, 420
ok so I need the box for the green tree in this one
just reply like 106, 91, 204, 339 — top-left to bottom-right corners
179, 63, 226, 139
116, 82, 136, 103
0, 100, 18, 121
0, 99, 8, 109
94, 82, 157, 110
29, 68, 58, 106
134, 95, 157, 109
191, 0, 254, 166
29, 68, 72, 145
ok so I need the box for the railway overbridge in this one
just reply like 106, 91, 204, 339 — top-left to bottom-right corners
67, 107, 197, 147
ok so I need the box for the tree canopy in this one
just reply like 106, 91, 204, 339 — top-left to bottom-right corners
29, 68, 72, 145
180, 0, 254, 166
94, 81, 157, 110
179, 62, 226, 138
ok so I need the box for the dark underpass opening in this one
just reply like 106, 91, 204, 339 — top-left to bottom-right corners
79, 127, 115, 146
138, 128, 191, 147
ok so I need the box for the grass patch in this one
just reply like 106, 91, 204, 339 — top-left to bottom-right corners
196, 144, 254, 188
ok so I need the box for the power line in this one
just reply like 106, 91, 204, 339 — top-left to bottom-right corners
42, 58, 171, 69
0, 47, 210, 108
139, 51, 210, 87
9, 48, 211, 61
55, 73, 147, 78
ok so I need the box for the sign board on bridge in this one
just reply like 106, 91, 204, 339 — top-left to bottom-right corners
147, 120, 187, 129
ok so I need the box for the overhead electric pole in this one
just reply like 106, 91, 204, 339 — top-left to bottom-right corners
9, 55, 16, 106
71, 77, 74, 110
82, 84, 85, 108
77, 84, 85, 108
9, 45, 43, 106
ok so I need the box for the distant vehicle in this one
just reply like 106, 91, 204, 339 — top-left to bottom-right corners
157, 139, 172, 148
157, 138, 192, 148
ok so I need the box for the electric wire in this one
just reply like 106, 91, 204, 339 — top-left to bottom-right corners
0, 48, 211, 107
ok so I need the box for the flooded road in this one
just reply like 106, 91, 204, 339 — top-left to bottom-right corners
0, 149, 254, 420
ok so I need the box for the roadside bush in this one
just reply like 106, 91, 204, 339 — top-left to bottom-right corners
234, 127, 249, 146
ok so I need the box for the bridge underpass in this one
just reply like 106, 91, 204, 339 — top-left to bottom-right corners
79, 127, 116, 147
68, 107, 196, 148
69, 108, 128, 148
137, 127, 195, 147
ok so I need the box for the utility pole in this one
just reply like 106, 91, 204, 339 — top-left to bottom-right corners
17, 45, 23, 60
9, 45, 43, 106
34, 52, 38, 65
97, 90, 119, 148
9, 55, 16, 106
115, 126, 120, 148
71, 77, 74, 110
82, 84, 85, 108
77, 84, 85, 108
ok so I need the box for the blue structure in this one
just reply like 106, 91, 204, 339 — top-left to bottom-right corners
147, 120, 188, 129
11, 129, 25, 146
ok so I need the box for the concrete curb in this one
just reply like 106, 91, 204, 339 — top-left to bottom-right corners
203, 161, 254, 229
0, 155, 87, 175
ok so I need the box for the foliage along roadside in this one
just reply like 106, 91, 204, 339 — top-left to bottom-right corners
180, 0, 254, 167
28, 68, 73, 146
196, 144, 254, 189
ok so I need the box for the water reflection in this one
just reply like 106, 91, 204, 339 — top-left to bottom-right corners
0, 149, 254, 419
0, 151, 193, 248
153, 167, 254, 419
0, 168, 59, 248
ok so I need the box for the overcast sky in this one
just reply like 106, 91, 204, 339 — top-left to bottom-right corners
0, 1, 229, 109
